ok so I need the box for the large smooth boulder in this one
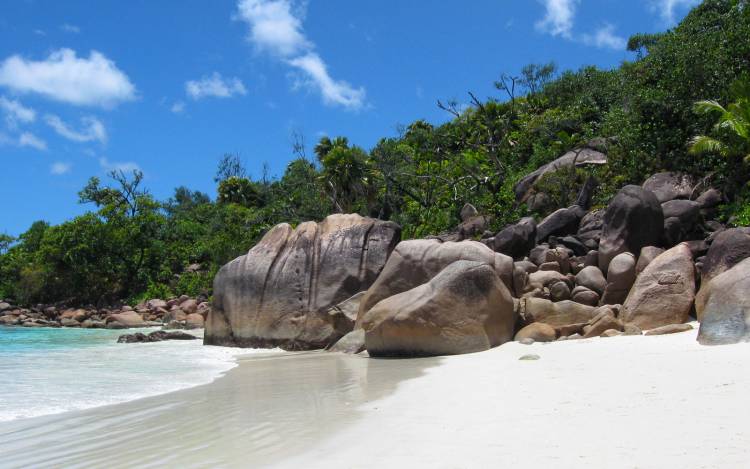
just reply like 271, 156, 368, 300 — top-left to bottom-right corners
515, 323, 557, 342
577, 209, 604, 246
636, 246, 664, 275
598, 185, 664, 272
600, 252, 636, 305
356, 239, 515, 327
362, 260, 516, 357
514, 146, 608, 204
206, 214, 401, 350
697, 258, 750, 345
575, 266, 606, 296
106, 311, 146, 329
661, 200, 700, 224
642, 172, 696, 203
695, 228, 750, 319
582, 306, 623, 338
536, 206, 584, 243
327, 329, 366, 354
518, 298, 597, 326
493, 217, 537, 260
620, 244, 695, 330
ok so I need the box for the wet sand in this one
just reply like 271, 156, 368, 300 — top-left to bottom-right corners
2, 325, 749, 468
0, 351, 440, 468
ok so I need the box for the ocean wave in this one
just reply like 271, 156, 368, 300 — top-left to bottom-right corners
0, 327, 276, 422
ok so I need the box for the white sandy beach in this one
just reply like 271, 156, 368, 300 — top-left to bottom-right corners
1, 324, 748, 469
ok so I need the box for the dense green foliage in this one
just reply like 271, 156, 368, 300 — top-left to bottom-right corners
1, 0, 748, 305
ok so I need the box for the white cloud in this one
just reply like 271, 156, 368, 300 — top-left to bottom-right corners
0, 96, 35, 128
185, 73, 247, 100
60, 23, 80, 34
235, 0, 366, 110
582, 24, 627, 50
45, 114, 107, 144
50, 162, 72, 175
0, 49, 136, 108
536, 0, 579, 38
33, 29, 46, 36
651, 0, 701, 23
236, 0, 310, 57
18, 132, 47, 150
99, 157, 140, 173
171, 100, 186, 113
287, 53, 365, 109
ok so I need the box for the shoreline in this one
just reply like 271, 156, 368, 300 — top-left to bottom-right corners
0, 348, 439, 468
2, 326, 750, 468
0, 327, 246, 423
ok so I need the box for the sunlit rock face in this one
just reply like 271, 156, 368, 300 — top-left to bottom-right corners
205, 214, 400, 350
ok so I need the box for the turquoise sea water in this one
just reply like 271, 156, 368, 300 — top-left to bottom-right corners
0, 326, 244, 421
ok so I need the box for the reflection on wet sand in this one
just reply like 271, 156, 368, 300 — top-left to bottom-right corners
0, 351, 440, 468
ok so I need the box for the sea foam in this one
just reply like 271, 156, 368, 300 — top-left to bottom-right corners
0, 326, 267, 422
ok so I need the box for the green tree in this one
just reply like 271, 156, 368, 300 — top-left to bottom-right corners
689, 78, 750, 163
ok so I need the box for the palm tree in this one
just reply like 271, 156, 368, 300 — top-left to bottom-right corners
689, 78, 750, 163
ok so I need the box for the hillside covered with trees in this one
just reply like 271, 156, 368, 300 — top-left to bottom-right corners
1, 0, 748, 306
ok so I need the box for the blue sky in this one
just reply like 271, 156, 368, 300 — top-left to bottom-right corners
0, 0, 700, 236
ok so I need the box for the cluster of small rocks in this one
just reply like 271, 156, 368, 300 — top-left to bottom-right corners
472, 170, 737, 345
0, 295, 210, 330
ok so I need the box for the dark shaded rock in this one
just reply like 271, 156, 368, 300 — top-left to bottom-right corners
560, 236, 588, 257
571, 286, 600, 306
662, 217, 683, 247
636, 246, 664, 276
662, 200, 701, 224
206, 214, 401, 350
642, 172, 697, 203
684, 239, 709, 258
118, 330, 198, 343
555, 322, 587, 337
577, 209, 605, 244
536, 206, 584, 243
599, 185, 664, 272
493, 217, 537, 260
362, 260, 516, 357
696, 188, 722, 209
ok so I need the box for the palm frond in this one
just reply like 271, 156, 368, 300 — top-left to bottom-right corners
688, 135, 728, 156
693, 99, 727, 116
